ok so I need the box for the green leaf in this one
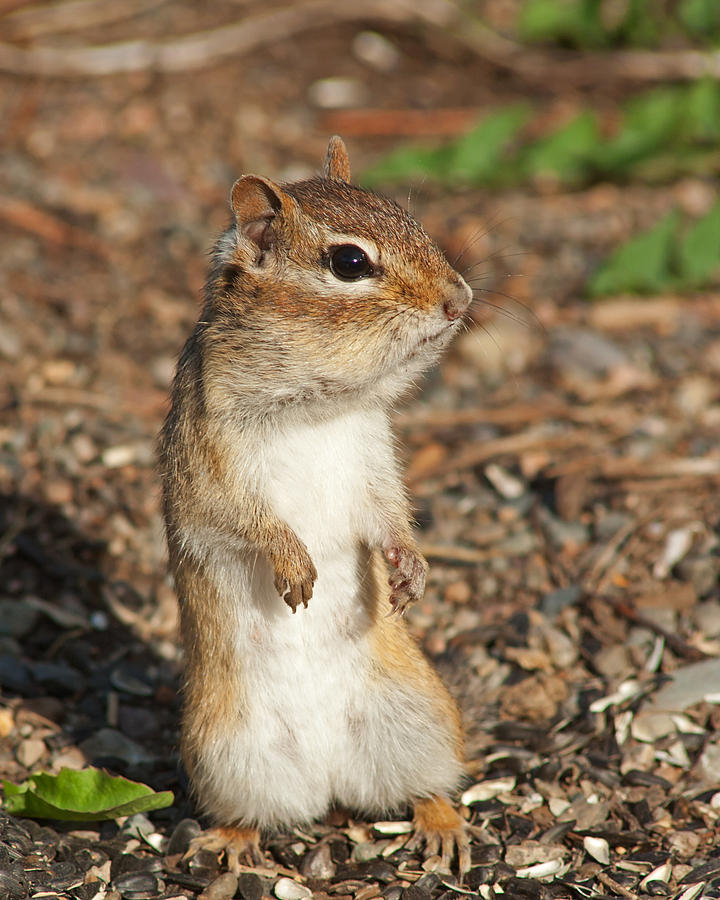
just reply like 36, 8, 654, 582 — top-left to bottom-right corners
2, 768, 173, 821
679, 0, 720, 37
678, 201, 720, 287
588, 210, 679, 296
446, 105, 530, 183
519, 111, 599, 184
361, 144, 449, 185
684, 79, 720, 143
519, 0, 605, 47
596, 88, 683, 173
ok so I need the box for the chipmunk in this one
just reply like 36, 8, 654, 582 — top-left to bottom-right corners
158, 137, 473, 874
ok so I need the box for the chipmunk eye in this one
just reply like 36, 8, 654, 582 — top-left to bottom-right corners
328, 244, 372, 281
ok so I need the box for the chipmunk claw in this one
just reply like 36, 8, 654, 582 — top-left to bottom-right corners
385, 545, 428, 615
184, 826, 264, 874
410, 796, 471, 877
274, 557, 317, 613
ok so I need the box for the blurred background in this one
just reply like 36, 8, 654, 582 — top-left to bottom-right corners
1, 0, 720, 894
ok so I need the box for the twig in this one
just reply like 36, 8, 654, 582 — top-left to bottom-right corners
397, 401, 636, 433
407, 428, 595, 486
0, 195, 110, 257
599, 595, 707, 662
446, 13, 720, 85
419, 543, 492, 566
582, 516, 642, 593
2, 0, 165, 40
1, 0, 718, 83
0, 0, 421, 76
320, 107, 479, 138
596, 870, 639, 899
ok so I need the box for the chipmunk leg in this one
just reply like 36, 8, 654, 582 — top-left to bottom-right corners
184, 826, 263, 874
411, 796, 470, 875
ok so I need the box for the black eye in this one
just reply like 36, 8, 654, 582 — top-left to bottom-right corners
328, 244, 372, 281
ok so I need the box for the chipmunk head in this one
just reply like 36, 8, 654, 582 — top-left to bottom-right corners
205, 137, 472, 408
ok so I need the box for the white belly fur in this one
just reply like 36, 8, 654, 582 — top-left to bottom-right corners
195, 409, 462, 827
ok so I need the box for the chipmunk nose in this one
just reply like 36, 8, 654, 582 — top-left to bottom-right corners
443, 279, 472, 321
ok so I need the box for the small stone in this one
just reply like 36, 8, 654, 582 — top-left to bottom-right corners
549, 327, 629, 376
444, 581, 471, 605
541, 624, 578, 668
500, 673, 567, 722
401, 886, 431, 900
0, 707, 14, 737
16, 737, 45, 768
694, 739, 720, 786
631, 710, 676, 742
118, 706, 159, 740
540, 585, 582, 617
110, 666, 154, 697
0, 655, 33, 693
200, 873, 239, 900
237, 873, 263, 900
667, 831, 701, 859
364, 860, 395, 883
166, 819, 202, 856
79, 727, 154, 765
681, 558, 720, 600
274, 877, 312, 900
0, 598, 39, 637
308, 78, 365, 109
352, 841, 383, 862
113, 872, 164, 899
120, 813, 155, 840
31, 661, 84, 696
465, 866, 493, 889
693, 599, 720, 636
594, 512, 633, 542
52, 747, 86, 770
352, 31, 399, 71
0, 873, 25, 900
540, 513, 589, 550
300, 843, 335, 880
645, 657, 720, 712
594, 644, 632, 679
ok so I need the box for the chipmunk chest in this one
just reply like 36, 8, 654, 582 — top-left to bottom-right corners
264, 413, 371, 547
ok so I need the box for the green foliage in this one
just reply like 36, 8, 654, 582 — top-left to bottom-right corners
588, 211, 679, 296
596, 88, 684, 173
364, 105, 530, 186
518, 111, 599, 184
519, 0, 720, 46
520, 0, 606, 48
364, 80, 720, 191
2, 768, 173, 821
678, 201, 720, 288
445, 105, 531, 182
589, 202, 720, 296
677, 0, 720, 37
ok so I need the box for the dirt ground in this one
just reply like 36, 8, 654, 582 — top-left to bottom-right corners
1, 3, 720, 900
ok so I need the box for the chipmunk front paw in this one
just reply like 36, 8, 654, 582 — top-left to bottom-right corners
384, 545, 428, 615
272, 542, 317, 613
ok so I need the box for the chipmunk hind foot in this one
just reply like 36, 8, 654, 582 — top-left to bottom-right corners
184, 826, 263, 874
411, 796, 470, 876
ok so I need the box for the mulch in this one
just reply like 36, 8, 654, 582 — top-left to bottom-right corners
1, 3, 719, 899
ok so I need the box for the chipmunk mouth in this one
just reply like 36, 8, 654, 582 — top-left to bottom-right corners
405, 324, 453, 361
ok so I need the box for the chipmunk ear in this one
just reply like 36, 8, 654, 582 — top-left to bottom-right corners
230, 175, 285, 252
322, 135, 351, 183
